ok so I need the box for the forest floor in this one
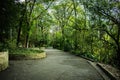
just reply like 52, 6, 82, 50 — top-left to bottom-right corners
0, 48, 111, 80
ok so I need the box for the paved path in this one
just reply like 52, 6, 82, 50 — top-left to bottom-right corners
0, 49, 104, 80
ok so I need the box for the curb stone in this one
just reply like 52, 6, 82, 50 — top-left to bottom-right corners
97, 63, 120, 80
0, 51, 9, 72
87, 61, 110, 80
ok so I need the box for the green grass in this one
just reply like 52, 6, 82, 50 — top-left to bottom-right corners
9, 48, 44, 60
9, 48, 44, 55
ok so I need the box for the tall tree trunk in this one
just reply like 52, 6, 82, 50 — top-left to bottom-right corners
24, 0, 36, 48
61, 25, 65, 49
25, 31, 29, 48
16, 20, 22, 47
25, 18, 30, 48
116, 26, 120, 67
16, 1, 27, 47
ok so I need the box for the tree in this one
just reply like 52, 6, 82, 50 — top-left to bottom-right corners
80, 0, 120, 67
16, 0, 53, 48
0, 0, 19, 51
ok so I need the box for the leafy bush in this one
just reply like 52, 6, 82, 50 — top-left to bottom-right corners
0, 42, 8, 52
63, 40, 72, 51
71, 50, 84, 56
71, 50, 97, 61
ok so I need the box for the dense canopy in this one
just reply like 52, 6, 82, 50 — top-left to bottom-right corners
0, 0, 120, 68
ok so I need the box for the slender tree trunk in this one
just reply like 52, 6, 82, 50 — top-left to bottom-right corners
116, 26, 120, 67
25, 32, 29, 48
16, 1, 27, 47
16, 20, 22, 47
62, 33, 64, 49
24, 0, 36, 48
25, 19, 30, 48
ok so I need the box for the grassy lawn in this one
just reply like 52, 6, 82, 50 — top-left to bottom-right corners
9, 48, 44, 60
9, 48, 43, 54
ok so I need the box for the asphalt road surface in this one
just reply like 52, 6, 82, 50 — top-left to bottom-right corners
0, 48, 104, 80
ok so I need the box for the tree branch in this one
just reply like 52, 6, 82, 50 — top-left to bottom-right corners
103, 29, 118, 45
33, 1, 53, 20
95, 6, 120, 27
29, 0, 36, 17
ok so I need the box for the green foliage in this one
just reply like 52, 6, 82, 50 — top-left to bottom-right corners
9, 48, 43, 55
9, 48, 44, 60
63, 40, 72, 51
50, 0, 120, 68
52, 37, 62, 49
0, 0, 119, 68
0, 0, 20, 50
0, 43, 8, 52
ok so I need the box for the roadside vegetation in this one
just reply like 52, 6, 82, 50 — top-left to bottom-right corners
9, 48, 43, 54
0, 0, 119, 69
9, 48, 44, 60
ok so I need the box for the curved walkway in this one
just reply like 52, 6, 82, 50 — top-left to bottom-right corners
0, 48, 104, 80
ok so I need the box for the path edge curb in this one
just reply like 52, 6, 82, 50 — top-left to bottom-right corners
97, 63, 117, 80
87, 61, 109, 80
